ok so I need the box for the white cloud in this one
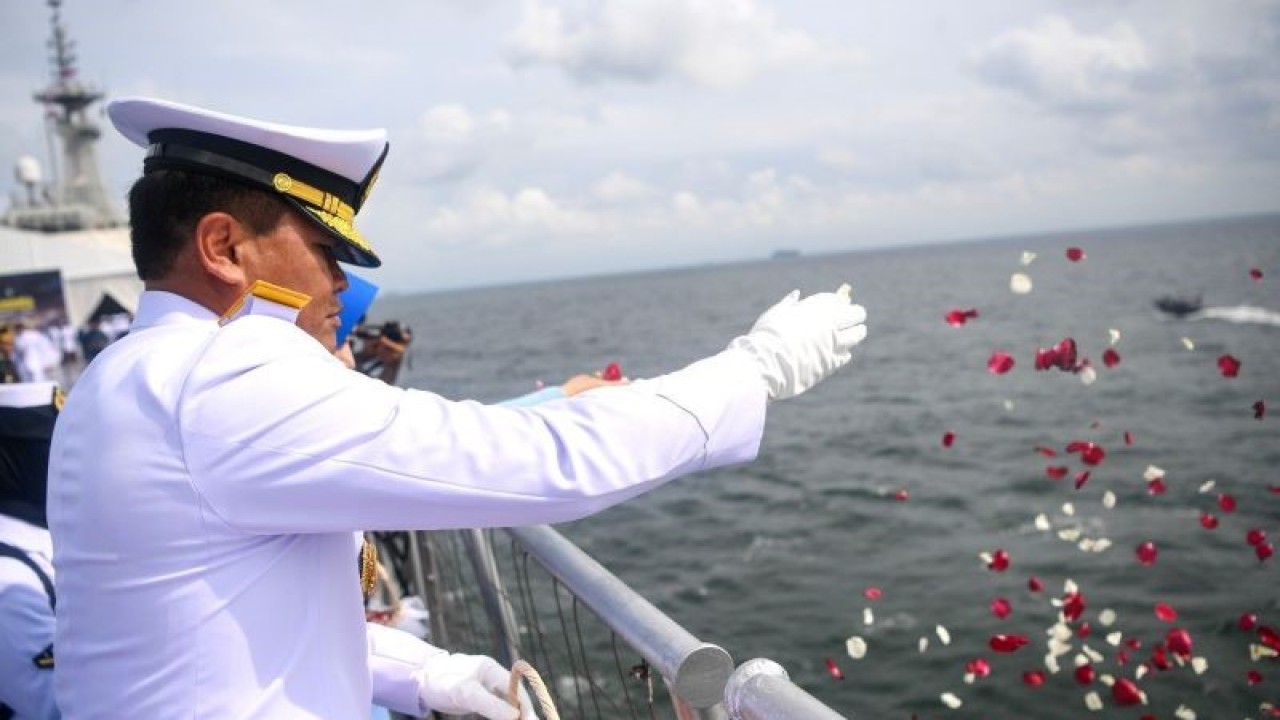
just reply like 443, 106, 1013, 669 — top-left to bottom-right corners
423, 185, 601, 246
506, 0, 860, 88
592, 171, 654, 202
972, 16, 1151, 113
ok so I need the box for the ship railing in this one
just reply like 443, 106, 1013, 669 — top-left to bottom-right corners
373, 525, 848, 720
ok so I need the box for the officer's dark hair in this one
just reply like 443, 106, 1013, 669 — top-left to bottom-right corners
127, 169, 291, 281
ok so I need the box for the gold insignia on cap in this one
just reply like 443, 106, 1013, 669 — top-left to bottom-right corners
273, 172, 294, 193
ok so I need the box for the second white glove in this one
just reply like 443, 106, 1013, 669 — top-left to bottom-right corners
728, 284, 868, 400
416, 650, 536, 720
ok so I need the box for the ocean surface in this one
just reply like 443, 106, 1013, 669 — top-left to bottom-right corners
373, 214, 1279, 718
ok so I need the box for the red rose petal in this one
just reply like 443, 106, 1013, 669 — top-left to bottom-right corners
988, 549, 1010, 572
990, 597, 1012, 619
989, 634, 1030, 653
1027, 576, 1043, 592
1034, 445, 1058, 457
988, 351, 1015, 375
1111, 678, 1143, 707
941, 431, 955, 448
1256, 400, 1267, 420
864, 586, 883, 601
1260, 626, 1280, 652
1154, 603, 1178, 622
825, 657, 844, 680
893, 489, 909, 501
1023, 670, 1046, 686
1151, 643, 1171, 670
1077, 621, 1092, 638
1239, 613, 1258, 632
1166, 628, 1193, 658
965, 657, 992, 678
1258, 541, 1275, 562
601, 362, 623, 381
1125, 637, 1143, 650
1250, 267, 1264, 281
1123, 431, 1134, 445
1147, 478, 1167, 495
1066, 247, 1086, 262
1136, 541, 1158, 565
1065, 440, 1106, 465
1199, 512, 1219, 529
1046, 465, 1069, 480
1218, 354, 1242, 378
1074, 664, 1096, 685
1062, 592, 1086, 622
945, 308, 980, 327
1074, 470, 1091, 490
1116, 650, 1130, 665
1247, 529, 1267, 546
1248, 669, 1264, 686
1102, 348, 1121, 368
1218, 493, 1237, 513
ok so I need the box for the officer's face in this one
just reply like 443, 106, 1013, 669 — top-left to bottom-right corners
243, 211, 349, 349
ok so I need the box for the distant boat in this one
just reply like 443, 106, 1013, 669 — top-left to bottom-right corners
771, 249, 801, 260
1154, 295, 1202, 317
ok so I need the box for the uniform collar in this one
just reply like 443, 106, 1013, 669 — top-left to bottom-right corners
130, 290, 220, 332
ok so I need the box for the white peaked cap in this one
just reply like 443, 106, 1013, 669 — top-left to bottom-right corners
108, 97, 390, 268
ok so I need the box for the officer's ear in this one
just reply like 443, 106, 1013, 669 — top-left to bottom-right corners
194, 211, 250, 288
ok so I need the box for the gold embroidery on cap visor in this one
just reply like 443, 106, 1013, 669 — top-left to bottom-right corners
271, 172, 380, 267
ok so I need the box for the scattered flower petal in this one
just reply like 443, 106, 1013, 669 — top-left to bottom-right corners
1106, 631, 1123, 646
987, 549, 1010, 572
1046, 465, 1069, 480
1199, 512, 1219, 529
1010, 273, 1033, 294
919, 637, 929, 653
1181, 336, 1195, 350
1074, 471, 1091, 490
1166, 628, 1193, 658
1247, 529, 1268, 546
1143, 465, 1164, 481
945, 308, 980, 327
937, 625, 952, 645
1248, 669, 1264, 686
1023, 670, 1046, 686
601, 362, 623, 381
1084, 691, 1103, 711
991, 597, 1012, 619
965, 657, 992, 678
893, 489, 909, 502
1020, 251, 1037, 266
846, 636, 868, 659
1108, 328, 1121, 345
863, 586, 883, 601
1198, 479, 1216, 493
1258, 541, 1275, 562
825, 657, 844, 680
1123, 431, 1134, 446
1136, 542, 1158, 565
941, 431, 955, 448
1099, 609, 1117, 627
1191, 656, 1208, 674
1250, 267, 1264, 281
1062, 592, 1086, 622
1155, 603, 1178, 622
988, 351, 1016, 375
1066, 247, 1086, 262
1218, 354, 1242, 378
1112, 678, 1145, 707
1075, 664, 1096, 685
1240, 613, 1259, 631
1174, 704, 1196, 720
1066, 441, 1107, 466
1257, 399, 1267, 420
1218, 493, 1237, 513
1147, 478, 1167, 495
1035, 513, 1051, 531
1035, 445, 1058, 457
863, 607, 874, 626
1028, 576, 1043, 592
1102, 348, 1121, 368
940, 692, 962, 709
1079, 364, 1097, 385
990, 634, 1031, 653
1103, 491, 1116, 509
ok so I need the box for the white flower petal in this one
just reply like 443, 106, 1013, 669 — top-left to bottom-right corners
846, 636, 868, 659
1010, 272, 1033, 294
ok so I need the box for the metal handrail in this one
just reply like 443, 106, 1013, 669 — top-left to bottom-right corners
505, 524, 734, 711
725, 659, 849, 720
500, 525, 851, 719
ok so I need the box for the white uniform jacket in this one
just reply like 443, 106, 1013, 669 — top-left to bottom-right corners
48, 290, 767, 719
0, 514, 58, 720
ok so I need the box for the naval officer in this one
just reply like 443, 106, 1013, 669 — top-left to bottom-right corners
0, 382, 62, 720
47, 97, 868, 719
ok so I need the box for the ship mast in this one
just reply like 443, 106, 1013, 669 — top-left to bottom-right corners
2, 0, 122, 231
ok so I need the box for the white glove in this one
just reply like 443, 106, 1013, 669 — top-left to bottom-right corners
416, 649, 537, 720
728, 284, 867, 400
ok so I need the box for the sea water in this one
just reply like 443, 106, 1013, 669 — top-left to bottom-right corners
376, 213, 1279, 718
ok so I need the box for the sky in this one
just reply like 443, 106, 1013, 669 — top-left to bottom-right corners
2, 0, 1278, 292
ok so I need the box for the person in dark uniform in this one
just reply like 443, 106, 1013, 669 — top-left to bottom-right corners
0, 382, 61, 719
